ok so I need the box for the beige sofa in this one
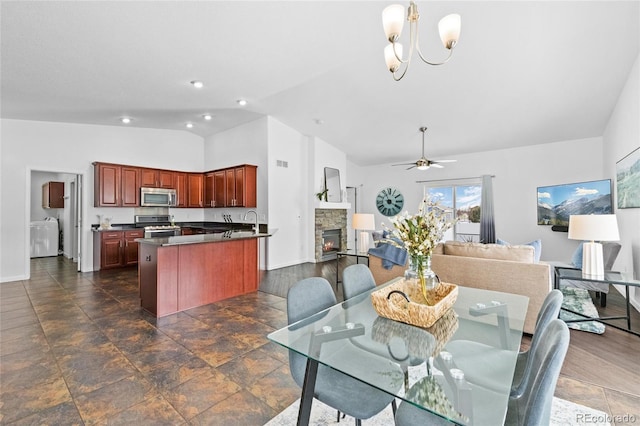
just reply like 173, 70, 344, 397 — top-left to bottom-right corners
369, 241, 552, 334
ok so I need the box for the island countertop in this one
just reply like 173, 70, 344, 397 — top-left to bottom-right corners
136, 231, 273, 247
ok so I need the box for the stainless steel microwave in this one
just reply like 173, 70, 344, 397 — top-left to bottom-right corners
140, 187, 177, 207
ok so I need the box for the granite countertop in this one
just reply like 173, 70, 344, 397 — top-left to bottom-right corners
136, 231, 273, 246
91, 221, 264, 232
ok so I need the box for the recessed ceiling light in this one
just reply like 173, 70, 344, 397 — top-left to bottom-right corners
315, 119, 324, 125
237, 99, 248, 106
190, 80, 204, 89
203, 114, 213, 121
186, 122, 194, 128
120, 117, 132, 124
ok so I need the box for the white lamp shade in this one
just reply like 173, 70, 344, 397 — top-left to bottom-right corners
352, 213, 375, 231
438, 13, 461, 49
384, 43, 403, 72
382, 4, 405, 41
568, 214, 620, 242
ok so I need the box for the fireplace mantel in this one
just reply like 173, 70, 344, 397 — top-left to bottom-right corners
315, 201, 351, 209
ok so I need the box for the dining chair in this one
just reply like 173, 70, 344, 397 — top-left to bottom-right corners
342, 264, 376, 300
394, 319, 570, 426
287, 277, 398, 426
443, 289, 563, 396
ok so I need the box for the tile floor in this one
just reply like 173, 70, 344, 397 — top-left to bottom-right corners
0, 257, 299, 424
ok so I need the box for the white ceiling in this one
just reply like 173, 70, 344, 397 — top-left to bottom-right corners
1, 1, 638, 166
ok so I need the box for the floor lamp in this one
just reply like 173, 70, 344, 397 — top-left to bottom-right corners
352, 213, 375, 253
568, 214, 620, 277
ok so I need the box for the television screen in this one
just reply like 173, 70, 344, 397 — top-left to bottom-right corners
537, 179, 612, 226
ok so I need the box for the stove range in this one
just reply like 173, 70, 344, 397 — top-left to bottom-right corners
135, 215, 181, 238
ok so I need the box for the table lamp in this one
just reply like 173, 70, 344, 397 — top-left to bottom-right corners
352, 213, 376, 253
568, 214, 620, 277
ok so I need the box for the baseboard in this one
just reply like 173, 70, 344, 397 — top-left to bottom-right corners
1, 274, 29, 283
267, 258, 314, 270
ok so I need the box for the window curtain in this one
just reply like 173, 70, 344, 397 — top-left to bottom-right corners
480, 174, 495, 244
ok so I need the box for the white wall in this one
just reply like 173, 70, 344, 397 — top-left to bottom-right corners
267, 118, 310, 269
1, 119, 204, 281
203, 118, 269, 224
603, 53, 640, 310
347, 137, 604, 262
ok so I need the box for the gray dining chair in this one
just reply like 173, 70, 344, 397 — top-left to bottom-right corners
342, 264, 377, 300
395, 319, 570, 426
443, 289, 563, 396
287, 277, 398, 426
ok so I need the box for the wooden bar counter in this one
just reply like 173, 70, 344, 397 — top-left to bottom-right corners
137, 232, 270, 317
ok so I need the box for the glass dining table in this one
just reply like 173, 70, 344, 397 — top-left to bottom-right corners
268, 278, 529, 425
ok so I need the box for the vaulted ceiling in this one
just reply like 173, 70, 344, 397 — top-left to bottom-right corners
2, 1, 638, 166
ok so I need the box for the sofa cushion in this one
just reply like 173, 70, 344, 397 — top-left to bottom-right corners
443, 241, 535, 263
497, 238, 542, 262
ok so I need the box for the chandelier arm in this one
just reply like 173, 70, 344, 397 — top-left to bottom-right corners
391, 41, 408, 64
415, 44, 455, 66
391, 63, 410, 81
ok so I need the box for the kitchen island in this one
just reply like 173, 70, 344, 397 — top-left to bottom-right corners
137, 231, 271, 317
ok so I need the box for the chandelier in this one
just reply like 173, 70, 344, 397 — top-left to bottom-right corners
382, 1, 461, 81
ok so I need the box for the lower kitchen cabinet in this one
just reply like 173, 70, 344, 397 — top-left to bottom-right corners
93, 229, 143, 270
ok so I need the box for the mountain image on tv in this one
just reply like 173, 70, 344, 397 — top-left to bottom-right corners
537, 179, 612, 226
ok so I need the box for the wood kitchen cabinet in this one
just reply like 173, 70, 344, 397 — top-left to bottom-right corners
140, 168, 174, 189
187, 173, 204, 208
204, 172, 214, 208
94, 162, 140, 207
94, 229, 143, 270
42, 181, 64, 208
224, 165, 257, 207
174, 172, 188, 208
213, 170, 226, 207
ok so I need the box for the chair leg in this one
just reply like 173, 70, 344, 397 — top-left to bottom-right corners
355, 419, 362, 426
601, 293, 607, 307
392, 399, 397, 416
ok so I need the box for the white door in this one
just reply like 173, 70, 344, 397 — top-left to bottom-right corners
74, 175, 83, 271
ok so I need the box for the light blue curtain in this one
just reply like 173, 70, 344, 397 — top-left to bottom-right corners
480, 174, 495, 243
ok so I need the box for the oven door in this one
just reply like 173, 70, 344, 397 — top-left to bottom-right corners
144, 228, 181, 238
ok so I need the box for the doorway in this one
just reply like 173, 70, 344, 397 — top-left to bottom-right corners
29, 170, 83, 273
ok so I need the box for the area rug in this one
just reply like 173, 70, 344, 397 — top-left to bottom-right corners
560, 287, 606, 334
264, 397, 611, 426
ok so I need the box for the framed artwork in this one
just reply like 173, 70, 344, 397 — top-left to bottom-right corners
537, 179, 612, 226
616, 147, 640, 209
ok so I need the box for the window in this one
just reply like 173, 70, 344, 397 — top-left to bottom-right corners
426, 181, 482, 242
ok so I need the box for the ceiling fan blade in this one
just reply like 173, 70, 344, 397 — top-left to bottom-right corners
406, 165, 416, 170
431, 159, 457, 163
431, 163, 444, 169
392, 162, 417, 166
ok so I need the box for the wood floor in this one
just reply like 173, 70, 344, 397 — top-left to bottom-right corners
1, 256, 638, 425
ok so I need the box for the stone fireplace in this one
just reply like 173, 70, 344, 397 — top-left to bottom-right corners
315, 209, 347, 262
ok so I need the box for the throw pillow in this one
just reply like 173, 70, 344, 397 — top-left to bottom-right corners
497, 238, 542, 263
371, 231, 384, 247
571, 243, 583, 269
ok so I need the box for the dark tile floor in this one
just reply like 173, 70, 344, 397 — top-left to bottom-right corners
2, 256, 640, 425
0, 257, 299, 424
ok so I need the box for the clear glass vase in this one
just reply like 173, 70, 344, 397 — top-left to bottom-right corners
406, 255, 440, 304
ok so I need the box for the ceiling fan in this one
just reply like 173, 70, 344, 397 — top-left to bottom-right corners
392, 127, 456, 170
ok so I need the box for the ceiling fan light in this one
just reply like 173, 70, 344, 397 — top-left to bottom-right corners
438, 14, 461, 49
382, 4, 405, 42
384, 43, 403, 72
417, 164, 429, 171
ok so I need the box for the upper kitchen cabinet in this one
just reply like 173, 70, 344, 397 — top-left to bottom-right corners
187, 173, 204, 208
42, 181, 64, 208
140, 168, 174, 189
225, 165, 257, 207
213, 170, 226, 208
93, 162, 140, 207
174, 172, 188, 208
204, 172, 215, 208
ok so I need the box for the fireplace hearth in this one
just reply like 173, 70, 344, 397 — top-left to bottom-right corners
321, 229, 341, 261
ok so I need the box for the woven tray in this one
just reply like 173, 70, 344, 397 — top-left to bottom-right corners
371, 278, 458, 328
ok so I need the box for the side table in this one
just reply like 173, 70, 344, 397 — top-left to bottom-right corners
554, 266, 640, 337
335, 249, 370, 290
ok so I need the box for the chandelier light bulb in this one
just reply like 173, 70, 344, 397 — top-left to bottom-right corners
384, 43, 403, 72
120, 117, 131, 124
438, 14, 461, 49
382, 4, 405, 42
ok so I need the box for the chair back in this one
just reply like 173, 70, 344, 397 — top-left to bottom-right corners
512, 289, 563, 398
514, 319, 570, 426
286, 277, 337, 386
342, 264, 377, 300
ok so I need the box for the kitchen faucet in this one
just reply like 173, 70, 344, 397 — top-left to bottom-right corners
243, 210, 258, 233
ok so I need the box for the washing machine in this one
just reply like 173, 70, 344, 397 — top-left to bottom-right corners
30, 217, 59, 258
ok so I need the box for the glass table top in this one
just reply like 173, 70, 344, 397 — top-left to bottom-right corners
268, 279, 529, 425
555, 267, 639, 287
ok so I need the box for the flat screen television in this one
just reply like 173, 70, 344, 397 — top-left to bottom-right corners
537, 179, 612, 226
